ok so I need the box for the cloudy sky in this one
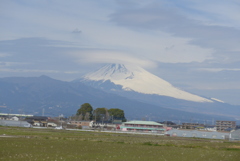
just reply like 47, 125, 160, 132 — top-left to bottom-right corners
1, 0, 240, 105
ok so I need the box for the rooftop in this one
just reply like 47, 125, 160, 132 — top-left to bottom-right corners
124, 121, 163, 126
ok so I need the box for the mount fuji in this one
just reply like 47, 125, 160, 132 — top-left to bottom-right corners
77, 64, 240, 119
80, 64, 213, 102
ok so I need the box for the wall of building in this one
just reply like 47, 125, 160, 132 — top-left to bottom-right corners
166, 129, 229, 140
216, 121, 236, 131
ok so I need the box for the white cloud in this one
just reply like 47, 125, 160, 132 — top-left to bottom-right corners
0, 61, 29, 67
0, 68, 58, 73
196, 68, 240, 72
181, 0, 240, 28
70, 49, 157, 68
0, 53, 10, 57
1, 0, 239, 65
0, 68, 81, 74
0, 0, 217, 64
110, 0, 240, 63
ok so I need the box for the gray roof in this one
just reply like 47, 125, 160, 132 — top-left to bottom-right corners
0, 120, 32, 127
124, 120, 163, 126
230, 129, 240, 140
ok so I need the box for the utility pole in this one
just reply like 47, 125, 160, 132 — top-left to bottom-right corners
8, 109, 10, 120
19, 109, 22, 127
95, 111, 96, 122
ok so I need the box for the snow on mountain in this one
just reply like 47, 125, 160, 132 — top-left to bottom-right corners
82, 64, 213, 103
211, 98, 224, 103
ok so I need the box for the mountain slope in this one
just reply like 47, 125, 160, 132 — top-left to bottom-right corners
0, 76, 237, 122
81, 64, 212, 102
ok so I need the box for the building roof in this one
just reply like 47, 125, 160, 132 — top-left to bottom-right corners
0, 113, 33, 117
25, 116, 48, 121
120, 126, 165, 131
69, 120, 90, 122
124, 121, 163, 126
230, 129, 240, 140
0, 120, 32, 127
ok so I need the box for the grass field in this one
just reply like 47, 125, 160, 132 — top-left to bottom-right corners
0, 127, 240, 161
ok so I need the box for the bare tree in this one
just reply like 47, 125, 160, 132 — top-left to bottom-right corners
105, 110, 110, 121
84, 112, 90, 121
78, 114, 83, 121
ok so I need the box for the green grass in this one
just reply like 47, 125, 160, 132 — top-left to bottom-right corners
0, 127, 240, 161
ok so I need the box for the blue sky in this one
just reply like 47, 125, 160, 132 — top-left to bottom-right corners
1, 0, 240, 105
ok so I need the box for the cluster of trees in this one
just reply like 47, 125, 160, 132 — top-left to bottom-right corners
71, 103, 126, 122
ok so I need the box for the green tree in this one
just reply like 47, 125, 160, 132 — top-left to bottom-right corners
76, 103, 93, 120
108, 108, 126, 122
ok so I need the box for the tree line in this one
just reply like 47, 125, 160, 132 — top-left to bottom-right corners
70, 103, 126, 122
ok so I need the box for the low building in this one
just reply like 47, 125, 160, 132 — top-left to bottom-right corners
47, 122, 57, 127
120, 121, 165, 133
0, 113, 33, 118
68, 121, 90, 129
25, 116, 49, 127
204, 125, 217, 131
216, 120, 236, 131
89, 121, 116, 130
181, 123, 205, 129
11, 116, 19, 121
159, 121, 179, 129
0, 115, 11, 120
0, 115, 19, 121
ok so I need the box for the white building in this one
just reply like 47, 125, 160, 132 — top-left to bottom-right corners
11, 116, 19, 121
120, 121, 165, 133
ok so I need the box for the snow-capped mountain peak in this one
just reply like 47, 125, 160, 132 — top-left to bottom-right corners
82, 63, 213, 103
85, 64, 134, 81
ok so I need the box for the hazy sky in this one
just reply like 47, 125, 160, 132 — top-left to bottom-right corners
1, 0, 240, 105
